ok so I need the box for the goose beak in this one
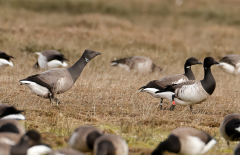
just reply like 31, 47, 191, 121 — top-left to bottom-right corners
96, 52, 101, 55
214, 61, 219, 65
198, 61, 202, 64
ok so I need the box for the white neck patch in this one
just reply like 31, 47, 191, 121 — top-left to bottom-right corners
186, 66, 190, 68
85, 57, 89, 63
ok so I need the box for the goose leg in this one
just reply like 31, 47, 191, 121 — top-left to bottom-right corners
189, 105, 193, 111
227, 141, 230, 149
53, 97, 60, 106
49, 96, 53, 105
169, 94, 176, 111
159, 98, 163, 110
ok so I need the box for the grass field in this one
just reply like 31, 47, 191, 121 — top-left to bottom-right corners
0, 0, 240, 154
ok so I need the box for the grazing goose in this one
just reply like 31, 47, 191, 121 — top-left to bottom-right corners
68, 126, 103, 152
35, 50, 68, 70
19, 49, 101, 105
111, 56, 162, 73
94, 134, 128, 155
0, 130, 50, 155
218, 54, 240, 75
0, 104, 25, 120
139, 57, 202, 109
234, 142, 240, 155
151, 127, 217, 155
0, 51, 14, 68
155, 57, 219, 111
219, 114, 240, 147
48, 148, 85, 155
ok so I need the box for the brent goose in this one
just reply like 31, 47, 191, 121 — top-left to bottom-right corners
19, 49, 101, 105
0, 130, 50, 155
151, 127, 217, 155
220, 114, 240, 147
155, 57, 219, 111
35, 50, 68, 70
68, 126, 103, 152
218, 54, 240, 75
94, 134, 129, 155
111, 56, 162, 73
139, 57, 202, 109
0, 51, 14, 68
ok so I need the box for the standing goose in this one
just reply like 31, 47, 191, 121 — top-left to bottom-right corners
151, 127, 217, 155
19, 49, 101, 105
155, 57, 219, 111
94, 134, 129, 155
35, 50, 68, 70
68, 126, 103, 152
111, 56, 162, 73
139, 57, 202, 109
0, 51, 14, 68
219, 114, 240, 147
218, 54, 240, 75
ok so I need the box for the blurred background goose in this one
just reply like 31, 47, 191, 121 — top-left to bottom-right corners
20, 49, 101, 105
35, 50, 68, 70
139, 57, 202, 109
68, 126, 102, 153
94, 134, 128, 155
155, 57, 219, 111
220, 114, 240, 148
0, 51, 14, 68
218, 55, 240, 75
111, 56, 162, 73
151, 127, 217, 155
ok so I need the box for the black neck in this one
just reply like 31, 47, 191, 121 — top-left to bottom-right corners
67, 57, 88, 83
96, 140, 116, 155
87, 131, 102, 150
200, 67, 216, 95
152, 135, 180, 155
183, 64, 195, 80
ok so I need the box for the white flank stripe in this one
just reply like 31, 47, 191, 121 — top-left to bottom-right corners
235, 127, 240, 132
2, 114, 25, 120
218, 62, 236, 74
155, 91, 174, 101
199, 139, 217, 154
111, 62, 118, 66
27, 145, 52, 155
140, 88, 160, 98
0, 59, 13, 67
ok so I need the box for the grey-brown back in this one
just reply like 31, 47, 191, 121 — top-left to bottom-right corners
220, 55, 240, 67
171, 127, 212, 144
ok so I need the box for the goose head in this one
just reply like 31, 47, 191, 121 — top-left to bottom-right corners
204, 57, 219, 68
185, 57, 202, 67
82, 49, 101, 63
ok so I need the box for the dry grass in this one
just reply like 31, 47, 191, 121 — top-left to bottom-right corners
0, 0, 240, 154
